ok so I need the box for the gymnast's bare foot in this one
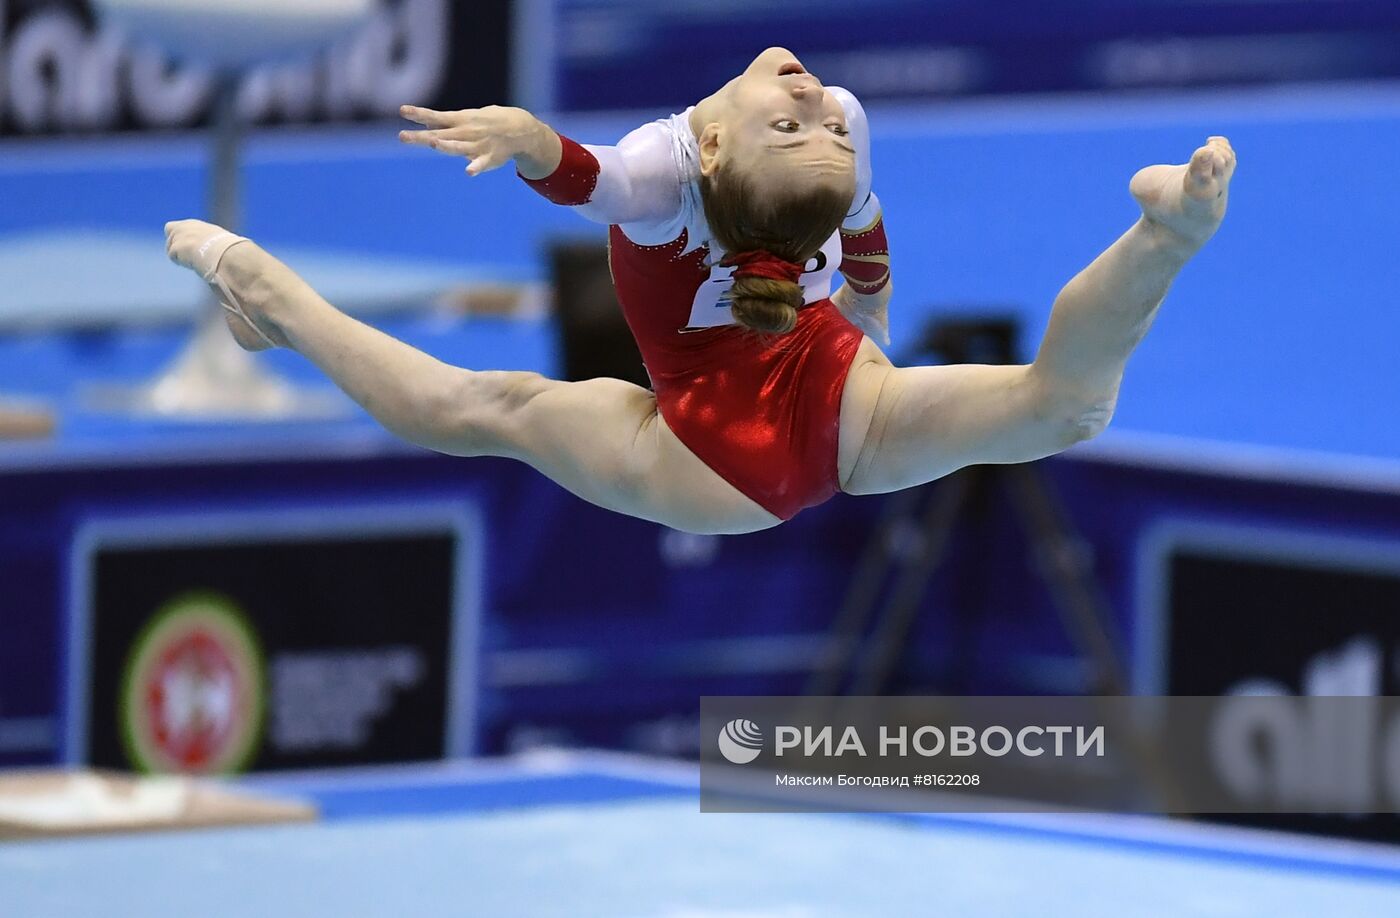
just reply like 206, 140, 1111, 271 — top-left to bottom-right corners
164, 219, 287, 351
1130, 136, 1236, 248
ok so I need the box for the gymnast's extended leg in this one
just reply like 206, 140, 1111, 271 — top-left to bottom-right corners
164, 220, 780, 535
840, 137, 1237, 494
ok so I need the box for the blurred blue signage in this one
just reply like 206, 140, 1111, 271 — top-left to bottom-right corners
11, 1, 1400, 131
548, 0, 1400, 110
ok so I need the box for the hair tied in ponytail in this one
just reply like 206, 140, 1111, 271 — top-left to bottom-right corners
720, 250, 806, 285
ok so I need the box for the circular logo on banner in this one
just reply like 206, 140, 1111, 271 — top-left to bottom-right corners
718, 719, 764, 764
119, 593, 266, 775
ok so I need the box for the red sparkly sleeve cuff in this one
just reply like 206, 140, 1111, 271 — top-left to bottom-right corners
839, 214, 891, 296
518, 134, 600, 206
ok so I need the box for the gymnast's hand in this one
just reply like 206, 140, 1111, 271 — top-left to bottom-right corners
398, 104, 564, 179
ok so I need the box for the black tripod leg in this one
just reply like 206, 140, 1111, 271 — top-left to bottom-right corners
849, 470, 973, 696
945, 472, 996, 692
805, 486, 924, 696
1004, 463, 1194, 813
1003, 464, 1129, 696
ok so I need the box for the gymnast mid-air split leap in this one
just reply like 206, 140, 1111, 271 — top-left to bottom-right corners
165, 47, 1236, 535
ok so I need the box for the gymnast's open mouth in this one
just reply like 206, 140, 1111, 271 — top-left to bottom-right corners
778, 61, 806, 77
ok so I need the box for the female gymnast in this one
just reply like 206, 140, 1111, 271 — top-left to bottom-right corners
165, 47, 1236, 535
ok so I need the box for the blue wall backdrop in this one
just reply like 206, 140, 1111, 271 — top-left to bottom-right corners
548, 0, 1400, 108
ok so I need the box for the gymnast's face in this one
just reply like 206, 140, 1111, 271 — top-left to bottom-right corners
699, 47, 857, 200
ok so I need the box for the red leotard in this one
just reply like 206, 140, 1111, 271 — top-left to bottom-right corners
606, 224, 864, 520
521, 99, 890, 520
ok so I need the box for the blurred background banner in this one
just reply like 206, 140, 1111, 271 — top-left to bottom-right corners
1148, 524, 1400, 698
0, 0, 511, 136
69, 505, 479, 775
547, 0, 1400, 110
10, 0, 1400, 133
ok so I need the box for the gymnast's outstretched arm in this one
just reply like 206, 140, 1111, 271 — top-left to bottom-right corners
840, 137, 1237, 495
398, 104, 685, 231
401, 96, 897, 342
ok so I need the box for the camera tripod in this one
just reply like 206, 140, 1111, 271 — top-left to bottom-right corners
806, 316, 1129, 698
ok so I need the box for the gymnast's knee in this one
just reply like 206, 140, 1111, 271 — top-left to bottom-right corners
435, 369, 554, 457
